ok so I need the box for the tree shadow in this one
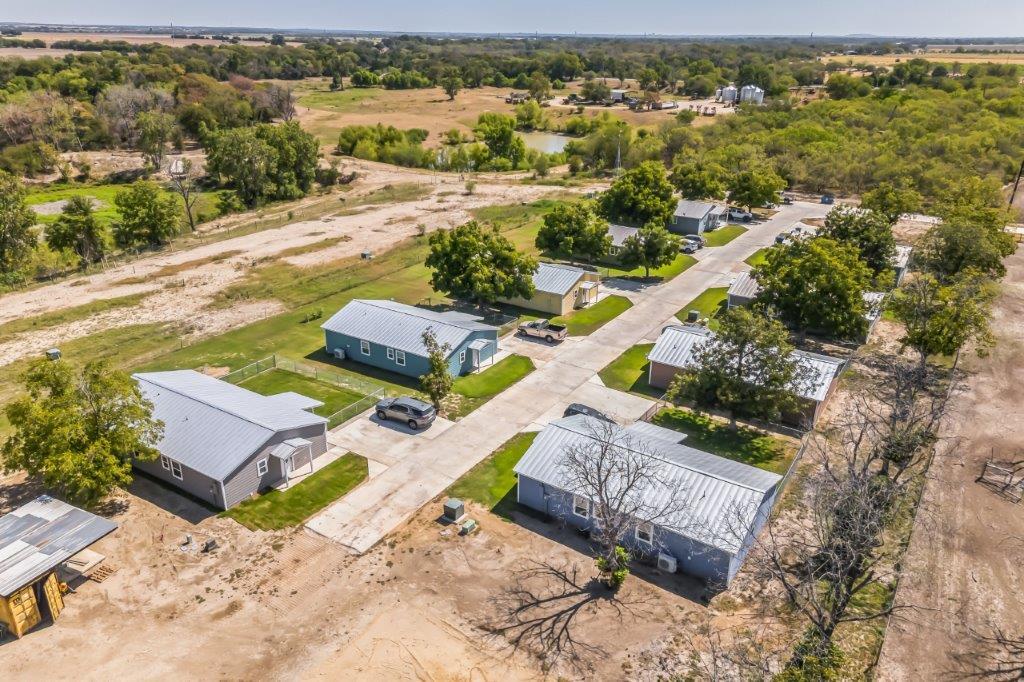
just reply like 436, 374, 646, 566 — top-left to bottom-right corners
946, 626, 1024, 680
0, 477, 48, 515
302, 348, 423, 392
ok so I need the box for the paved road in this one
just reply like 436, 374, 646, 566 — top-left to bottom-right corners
306, 203, 830, 552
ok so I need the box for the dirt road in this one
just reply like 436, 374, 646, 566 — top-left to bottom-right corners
876, 250, 1024, 680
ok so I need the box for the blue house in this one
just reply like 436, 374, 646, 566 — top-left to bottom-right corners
321, 300, 499, 379
513, 415, 782, 586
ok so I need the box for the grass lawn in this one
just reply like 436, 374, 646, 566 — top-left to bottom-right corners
447, 431, 538, 517
744, 247, 771, 267
651, 407, 798, 474
675, 286, 728, 326
703, 225, 748, 247
239, 368, 366, 417
601, 253, 696, 282
597, 343, 662, 398
27, 182, 226, 228
223, 453, 368, 530
551, 295, 632, 336
449, 354, 535, 419
297, 87, 383, 112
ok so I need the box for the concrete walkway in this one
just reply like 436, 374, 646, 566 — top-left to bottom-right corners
306, 203, 830, 553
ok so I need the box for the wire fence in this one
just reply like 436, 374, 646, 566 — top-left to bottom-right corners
325, 390, 385, 429
220, 355, 277, 384
273, 355, 389, 397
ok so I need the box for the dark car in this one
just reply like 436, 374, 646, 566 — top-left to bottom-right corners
821, 194, 835, 205
563, 403, 614, 423
375, 396, 437, 430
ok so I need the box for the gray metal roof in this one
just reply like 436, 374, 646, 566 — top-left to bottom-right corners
893, 245, 912, 270
727, 271, 761, 300
133, 371, 327, 481
607, 223, 639, 248
264, 392, 324, 411
270, 437, 312, 460
468, 338, 491, 351
675, 199, 718, 220
513, 416, 781, 553
0, 496, 117, 597
647, 325, 844, 402
623, 421, 687, 445
533, 262, 587, 296
321, 300, 495, 358
863, 291, 886, 323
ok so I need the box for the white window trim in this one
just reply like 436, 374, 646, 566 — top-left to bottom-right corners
572, 495, 590, 519
169, 460, 183, 481
386, 347, 395, 360
395, 350, 406, 366
256, 459, 269, 476
459, 349, 466, 364
636, 521, 654, 545
160, 455, 171, 471
360, 339, 371, 356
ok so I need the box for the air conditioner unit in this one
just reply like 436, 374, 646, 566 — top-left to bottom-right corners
332, 348, 346, 360
657, 553, 677, 573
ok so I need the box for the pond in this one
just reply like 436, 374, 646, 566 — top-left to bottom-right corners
518, 131, 571, 154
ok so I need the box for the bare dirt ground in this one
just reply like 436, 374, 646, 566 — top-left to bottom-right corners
876, 249, 1024, 681
0, 163, 582, 369
825, 51, 1024, 67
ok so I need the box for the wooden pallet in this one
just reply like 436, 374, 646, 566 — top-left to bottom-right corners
88, 565, 117, 583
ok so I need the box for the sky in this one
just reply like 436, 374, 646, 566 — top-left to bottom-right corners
8, 0, 1024, 38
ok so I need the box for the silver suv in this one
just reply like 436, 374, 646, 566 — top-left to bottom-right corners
375, 396, 437, 430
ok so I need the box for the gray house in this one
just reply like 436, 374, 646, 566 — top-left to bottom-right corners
726, 271, 760, 308
670, 199, 727, 235
606, 223, 639, 259
513, 415, 782, 585
133, 370, 329, 510
321, 300, 498, 379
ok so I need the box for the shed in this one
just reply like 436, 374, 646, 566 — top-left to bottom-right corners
322, 299, 498, 378
514, 415, 782, 585
726, 271, 761, 308
720, 84, 738, 103
739, 84, 765, 104
605, 223, 639, 259
863, 291, 886, 337
497, 262, 600, 316
670, 199, 726, 235
610, 89, 627, 102
646, 325, 844, 428
892, 245, 913, 286
0, 496, 117, 638
133, 370, 329, 509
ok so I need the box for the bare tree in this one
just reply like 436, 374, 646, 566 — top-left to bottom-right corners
168, 158, 202, 233
681, 617, 789, 681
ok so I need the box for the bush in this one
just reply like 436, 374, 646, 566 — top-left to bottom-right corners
0, 142, 59, 177
595, 546, 631, 589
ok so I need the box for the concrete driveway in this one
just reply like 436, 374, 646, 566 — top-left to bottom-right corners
307, 201, 831, 553
328, 410, 456, 467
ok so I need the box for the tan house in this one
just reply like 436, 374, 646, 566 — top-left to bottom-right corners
499, 262, 600, 316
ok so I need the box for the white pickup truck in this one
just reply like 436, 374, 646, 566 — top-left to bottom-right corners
517, 319, 568, 343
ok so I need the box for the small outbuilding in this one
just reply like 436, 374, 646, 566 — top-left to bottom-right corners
133, 370, 329, 509
646, 325, 844, 428
498, 262, 600, 316
0, 496, 117, 638
513, 415, 782, 585
670, 199, 727, 235
726, 271, 760, 308
739, 84, 765, 105
605, 223, 639, 259
892, 245, 913, 286
322, 299, 498, 379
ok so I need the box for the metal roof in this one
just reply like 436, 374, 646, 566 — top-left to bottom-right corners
133, 371, 327, 481
270, 437, 311, 460
863, 291, 886, 323
533, 262, 587, 296
623, 421, 687, 445
893, 245, 913, 270
607, 223, 639, 248
513, 416, 781, 553
0, 496, 117, 597
321, 300, 495, 358
727, 271, 761, 300
468, 338, 491, 351
647, 325, 844, 402
264, 392, 324, 411
675, 199, 718, 220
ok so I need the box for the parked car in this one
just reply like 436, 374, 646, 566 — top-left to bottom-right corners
375, 396, 437, 430
821, 194, 835, 205
518, 319, 568, 343
563, 403, 614, 423
774, 233, 789, 245
728, 208, 754, 222
681, 241, 698, 254
682, 234, 705, 248
780, 193, 794, 205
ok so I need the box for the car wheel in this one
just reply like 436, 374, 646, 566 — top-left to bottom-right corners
376, 409, 387, 420
407, 419, 419, 430
545, 335, 554, 343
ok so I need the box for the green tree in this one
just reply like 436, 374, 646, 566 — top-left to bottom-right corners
728, 164, 786, 210
580, 79, 611, 102
598, 160, 677, 226
820, 205, 896, 283
753, 237, 873, 340
47, 196, 108, 265
136, 111, 177, 168
515, 100, 547, 131
917, 221, 1013, 282
205, 127, 277, 206
535, 202, 611, 263
670, 160, 728, 200
890, 270, 997, 367
2, 359, 162, 507
860, 183, 922, 224
420, 329, 454, 409
426, 221, 537, 305
665, 307, 810, 429
474, 113, 526, 167
440, 72, 463, 100
617, 223, 680, 278
113, 181, 180, 248
527, 72, 551, 103
0, 170, 37, 277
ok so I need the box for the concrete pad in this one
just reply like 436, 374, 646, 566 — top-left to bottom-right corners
501, 333, 582, 363
329, 413, 455, 466
531, 379, 657, 428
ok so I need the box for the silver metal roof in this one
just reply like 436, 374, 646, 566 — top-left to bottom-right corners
647, 325, 844, 402
513, 416, 781, 553
675, 199, 720, 219
133, 371, 327, 481
321, 300, 495, 358
893, 245, 912, 270
264, 392, 324, 411
863, 291, 886, 323
468, 338, 491, 351
533, 262, 587, 296
270, 437, 312, 460
0, 496, 117, 597
607, 223, 639, 248
727, 271, 761, 300
623, 421, 687, 445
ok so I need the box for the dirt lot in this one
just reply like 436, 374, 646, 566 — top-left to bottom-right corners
825, 51, 1024, 67
876, 249, 1024, 680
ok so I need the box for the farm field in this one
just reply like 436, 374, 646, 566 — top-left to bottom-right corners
825, 51, 1024, 67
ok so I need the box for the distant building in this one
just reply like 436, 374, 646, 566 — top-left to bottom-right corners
726, 271, 761, 308
610, 89, 627, 102
322, 300, 498, 379
605, 223, 640, 258
739, 84, 765, 105
498, 262, 600, 316
670, 199, 727, 235
720, 84, 739, 103
893, 245, 913, 286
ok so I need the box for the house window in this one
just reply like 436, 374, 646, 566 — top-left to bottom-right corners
636, 522, 654, 545
169, 460, 183, 481
572, 495, 590, 518
459, 349, 466, 364
609, 246, 619, 256
256, 459, 268, 476
395, 350, 406, 366
360, 340, 371, 356
160, 455, 171, 471
386, 347, 395, 360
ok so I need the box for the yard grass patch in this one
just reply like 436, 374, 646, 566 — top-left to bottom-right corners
222, 453, 368, 530
449, 354, 535, 419
744, 247, 771, 267
651, 407, 797, 474
675, 286, 728, 326
703, 225, 748, 247
551, 294, 632, 336
602, 253, 696, 282
239, 368, 365, 417
597, 343, 661, 398
27, 182, 226, 228
447, 431, 538, 516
